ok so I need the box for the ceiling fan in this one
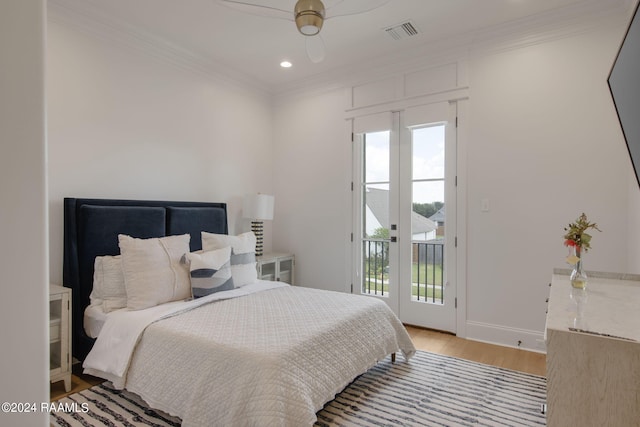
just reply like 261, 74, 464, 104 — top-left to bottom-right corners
219, 0, 391, 63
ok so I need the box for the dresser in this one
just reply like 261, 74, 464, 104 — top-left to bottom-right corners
545, 270, 640, 426
50, 284, 72, 392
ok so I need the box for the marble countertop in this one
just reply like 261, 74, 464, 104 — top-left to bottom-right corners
547, 270, 640, 343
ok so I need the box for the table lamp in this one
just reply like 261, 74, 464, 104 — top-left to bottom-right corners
243, 193, 274, 256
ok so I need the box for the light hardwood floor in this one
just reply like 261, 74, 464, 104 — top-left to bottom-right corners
405, 326, 546, 376
51, 326, 546, 401
50, 364, 103, 402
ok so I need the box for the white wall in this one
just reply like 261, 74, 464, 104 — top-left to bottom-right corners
465, 26, 630, 348
44, 2, 640, 354
47, 20, 275, 284
0, 1, 49, 426
273, 19, 636, 349
628, 176, 640, 271
273, 89, 351, 292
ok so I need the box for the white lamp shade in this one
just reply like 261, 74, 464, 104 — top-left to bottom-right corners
243, 194, 274, 220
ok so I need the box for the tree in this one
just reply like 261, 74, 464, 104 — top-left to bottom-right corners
370, 227, 389, 239
413, 201, 444, 219
365, 227, 390, 281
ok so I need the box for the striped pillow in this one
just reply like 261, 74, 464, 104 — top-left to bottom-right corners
201, 232, 257, 287
183, 246, 234, 298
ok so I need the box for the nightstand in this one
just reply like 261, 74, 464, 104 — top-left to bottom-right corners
50, 284, 71, 392
256, 252, 295, 285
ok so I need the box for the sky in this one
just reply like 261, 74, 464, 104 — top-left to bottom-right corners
364, 125, 446, 204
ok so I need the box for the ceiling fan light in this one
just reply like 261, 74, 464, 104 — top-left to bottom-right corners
295, 0, 325, 36
298, 21, 321, 36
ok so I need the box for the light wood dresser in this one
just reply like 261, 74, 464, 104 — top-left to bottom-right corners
545, 270, 640, 426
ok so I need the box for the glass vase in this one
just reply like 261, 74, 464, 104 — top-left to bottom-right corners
570, 246, 587, 289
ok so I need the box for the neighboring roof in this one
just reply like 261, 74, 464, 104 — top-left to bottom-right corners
365, 187, 389, 229
411, 211, 438, 234
429, 206, 445, 223
365, 188, 437, 234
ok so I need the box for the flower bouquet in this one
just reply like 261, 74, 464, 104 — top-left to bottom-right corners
563, 213, 601, 288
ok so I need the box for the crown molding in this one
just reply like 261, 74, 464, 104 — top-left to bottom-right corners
468, 0, 633, 57
47, 0, 273, 100
48, 0, 633, 104
274, 0, 632, 101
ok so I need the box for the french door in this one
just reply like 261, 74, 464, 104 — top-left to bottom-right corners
352, 102, 457, 332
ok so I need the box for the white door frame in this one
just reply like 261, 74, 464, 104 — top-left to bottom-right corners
351, 117, 399, 314
350, 102, 459, 333
398, 102, 457, 332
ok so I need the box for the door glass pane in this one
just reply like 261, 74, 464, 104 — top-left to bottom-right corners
362, 131, 391, 296
364, 131, 390, 183
411, 125, 445, 304
413, 126, 445, 180
364, 183, 389, 239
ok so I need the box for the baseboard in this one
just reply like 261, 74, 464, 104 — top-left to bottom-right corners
465, 320, 546, 353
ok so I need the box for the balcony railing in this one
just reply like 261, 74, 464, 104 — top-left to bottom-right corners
412, 240, 444, 304
362, 239, 444, 304
362, 238, 389, 296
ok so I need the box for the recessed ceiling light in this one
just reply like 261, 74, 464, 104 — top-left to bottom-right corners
280, 61, 293, 68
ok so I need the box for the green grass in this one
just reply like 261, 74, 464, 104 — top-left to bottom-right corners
411, 283, 443, 302
362, 281, 443, 301
412, 263, 443, 285
362, 262, 444, 301
364, 263, 443, 284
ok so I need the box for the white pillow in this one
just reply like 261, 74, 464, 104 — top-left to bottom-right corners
183, 247, 234, 298
118, 234, 191, 310
91, 255, 127, 313
201, 231, 257, 287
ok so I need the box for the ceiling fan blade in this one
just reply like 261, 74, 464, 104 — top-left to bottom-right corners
305, 35, 326, 63
325, 0, 390, 18
219, 0, 293, 21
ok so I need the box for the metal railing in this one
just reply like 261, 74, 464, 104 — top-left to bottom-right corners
362, 239, 444, 304
362, 238, 389, 296
412, 240, 444, 304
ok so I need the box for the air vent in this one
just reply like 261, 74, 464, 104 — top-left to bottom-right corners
384, 20, 420, 40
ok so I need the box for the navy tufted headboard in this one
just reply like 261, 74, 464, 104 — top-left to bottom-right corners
63, 198, 228, 360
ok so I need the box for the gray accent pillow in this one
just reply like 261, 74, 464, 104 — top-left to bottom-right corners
183, 247, 235, 298
201, 232, 257, 287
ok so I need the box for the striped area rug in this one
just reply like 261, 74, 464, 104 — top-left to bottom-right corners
51, 351, 546, 427
316, 351, 546, 426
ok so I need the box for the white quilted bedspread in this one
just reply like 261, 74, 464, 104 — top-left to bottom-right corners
90, 284, 415, 426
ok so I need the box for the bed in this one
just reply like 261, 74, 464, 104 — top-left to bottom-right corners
63, 197, 416, 426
